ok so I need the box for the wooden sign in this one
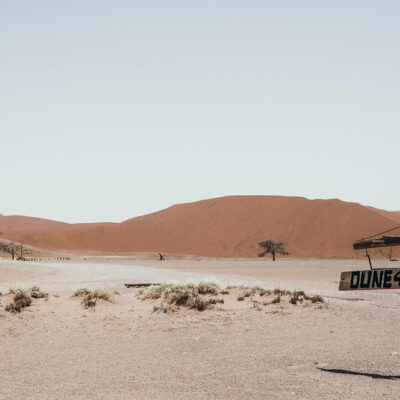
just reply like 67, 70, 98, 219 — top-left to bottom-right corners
339, 268, 400, 291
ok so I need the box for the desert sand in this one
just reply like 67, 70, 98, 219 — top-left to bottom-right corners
1, 196, 400, 259
1, 257, 400, 399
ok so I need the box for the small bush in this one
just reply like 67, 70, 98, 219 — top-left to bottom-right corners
30, 286, 48, 299
13, 289, 30, 302
271, 295, 281, 304
197, 282, 220, 295
220, 290, 229, 295
5, 290, 32, 313
209, 298, 224, 305
273, 288, 291, 296
237, 296, 245, 301
311, 295, 324, 303
72, 288, 91, 297
83, 294, 97, 308
74, 288, 114, 308
92, 289, 113, 302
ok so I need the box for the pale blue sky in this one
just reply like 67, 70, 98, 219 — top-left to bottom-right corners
0, 1, 399, 222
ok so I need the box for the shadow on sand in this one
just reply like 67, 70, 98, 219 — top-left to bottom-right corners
318, 368, 400, 380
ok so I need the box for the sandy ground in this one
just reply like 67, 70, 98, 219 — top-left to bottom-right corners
1, 257, 400, 399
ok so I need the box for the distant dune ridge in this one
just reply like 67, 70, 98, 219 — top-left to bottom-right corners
0, 196, 399, 258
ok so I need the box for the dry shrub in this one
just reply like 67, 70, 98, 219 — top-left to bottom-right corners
162, 290, 211, 312
30, 286, 48, 299
244, 291, 252, 298
197, 282, 219, 295
310, 295, 324, 303
145, 282, 221, 312
289, 291, 305, 305
237, 296, 245, 301
271, 295, 281, 304
220, 290, 229, 295
72, 288, 91, 297
5, 290, 32, 313
209, 298, 224, 305
259, 289, 271, 296
190, 296, 208, 311
92, 289, 112, 301
75, 288, 114, 308
83, 294, 97, 308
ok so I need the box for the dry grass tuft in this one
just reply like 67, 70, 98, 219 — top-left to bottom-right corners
237, 296, 245, 301
220, 290, 230, 295
72, 288, 91, 297
82, 294, 97, 308
29, 286, 48, 299
271, 295, 281, 304
73, 288, 115, 308
209, 298, 224, 305
92, 289, 113, 302
310, 295, 324, 303
197, 282, 220, 295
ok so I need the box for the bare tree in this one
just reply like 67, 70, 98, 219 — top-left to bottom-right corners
158, 252, 166, 261
0, 242, 30, 260
258, 240, 289, 261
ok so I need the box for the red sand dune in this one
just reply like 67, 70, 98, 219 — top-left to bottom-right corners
0, 196, 399, 258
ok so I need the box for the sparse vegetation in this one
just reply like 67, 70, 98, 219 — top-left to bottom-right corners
72, 288, 115, 309
139, 282, 323, 312
141, 282, 222, 313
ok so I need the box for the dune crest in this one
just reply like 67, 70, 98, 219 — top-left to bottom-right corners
0, 196, 399, 258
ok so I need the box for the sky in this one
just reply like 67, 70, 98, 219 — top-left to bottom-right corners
0, 1, 399, 223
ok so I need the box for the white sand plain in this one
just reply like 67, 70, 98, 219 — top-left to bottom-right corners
1, 257, 400, 399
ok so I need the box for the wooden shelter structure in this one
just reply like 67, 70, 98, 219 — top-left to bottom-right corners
353, 226, 400, 269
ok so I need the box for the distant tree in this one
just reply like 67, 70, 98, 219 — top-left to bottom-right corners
258, 240, 289, 261
158, 252, 166, 261
0, 242, 30, 260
